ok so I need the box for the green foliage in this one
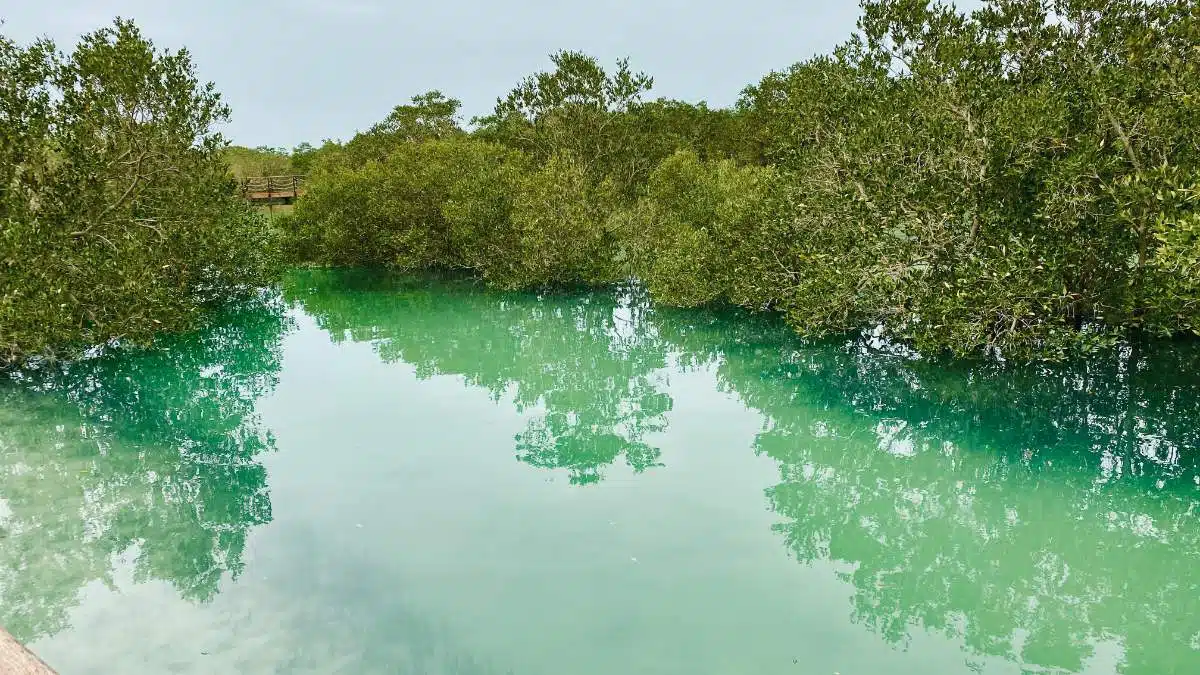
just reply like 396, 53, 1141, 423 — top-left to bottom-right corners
331, 90, 465, 170
291, 55, 759, 293
5, 3, 1197, 362
286, 0, 1200, 360
628, 150, 780, 307
474, 51, 655, 197
503, 152, 622, 289
284, 136, 530, 273
1143, 173, 1200, 332
289, 139, 339, 174
626, 98, 760, 166
440, 142, 533, 284
287, 138, 622, 290
728, 0, 1200, 359
1, 19, 281, 368
224, 145, 292, 179
286, 143, 451, 268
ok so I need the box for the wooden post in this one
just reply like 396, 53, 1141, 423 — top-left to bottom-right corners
0, 626, 57, 674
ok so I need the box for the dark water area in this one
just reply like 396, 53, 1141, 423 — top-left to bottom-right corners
2, 268, 1198, 674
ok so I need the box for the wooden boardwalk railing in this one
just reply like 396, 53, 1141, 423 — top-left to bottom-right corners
240, 175, 306, 203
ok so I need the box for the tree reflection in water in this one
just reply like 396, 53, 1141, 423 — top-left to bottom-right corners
5, 272, 1198, 675
656, 306, 1200, 675
0, 292, 292, 642
285, 269, 672, 485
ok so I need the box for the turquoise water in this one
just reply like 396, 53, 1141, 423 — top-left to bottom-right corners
2, 269, 1198, 674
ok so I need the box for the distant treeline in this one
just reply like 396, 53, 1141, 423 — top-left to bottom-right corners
223, 143, 325, 180
282, 0, 1200, 360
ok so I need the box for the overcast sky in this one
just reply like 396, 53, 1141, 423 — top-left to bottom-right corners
3, 1, 865, 149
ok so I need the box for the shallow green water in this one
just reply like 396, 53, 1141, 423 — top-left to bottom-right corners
2, 269, 1199, 674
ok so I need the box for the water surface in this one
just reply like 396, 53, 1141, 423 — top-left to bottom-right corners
2, 269, 1199, 674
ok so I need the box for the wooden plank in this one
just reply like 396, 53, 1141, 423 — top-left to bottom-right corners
245, 190, 301, 201
0, 626, 57, 674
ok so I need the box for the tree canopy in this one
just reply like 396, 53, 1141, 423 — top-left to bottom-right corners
285, 0, 1200, 360
1, 19, 281, 368
7, 1, 1198, 363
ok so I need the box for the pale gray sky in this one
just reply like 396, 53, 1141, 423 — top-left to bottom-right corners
2, 1, 865, 149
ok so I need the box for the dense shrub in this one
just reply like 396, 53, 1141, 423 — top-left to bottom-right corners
733, 0, 1200, 358
627, 150, 780, 308
440, 142, 533, 284
1, 20, 280, 368
500, 152, 623, 289
283, 137, 530, 272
